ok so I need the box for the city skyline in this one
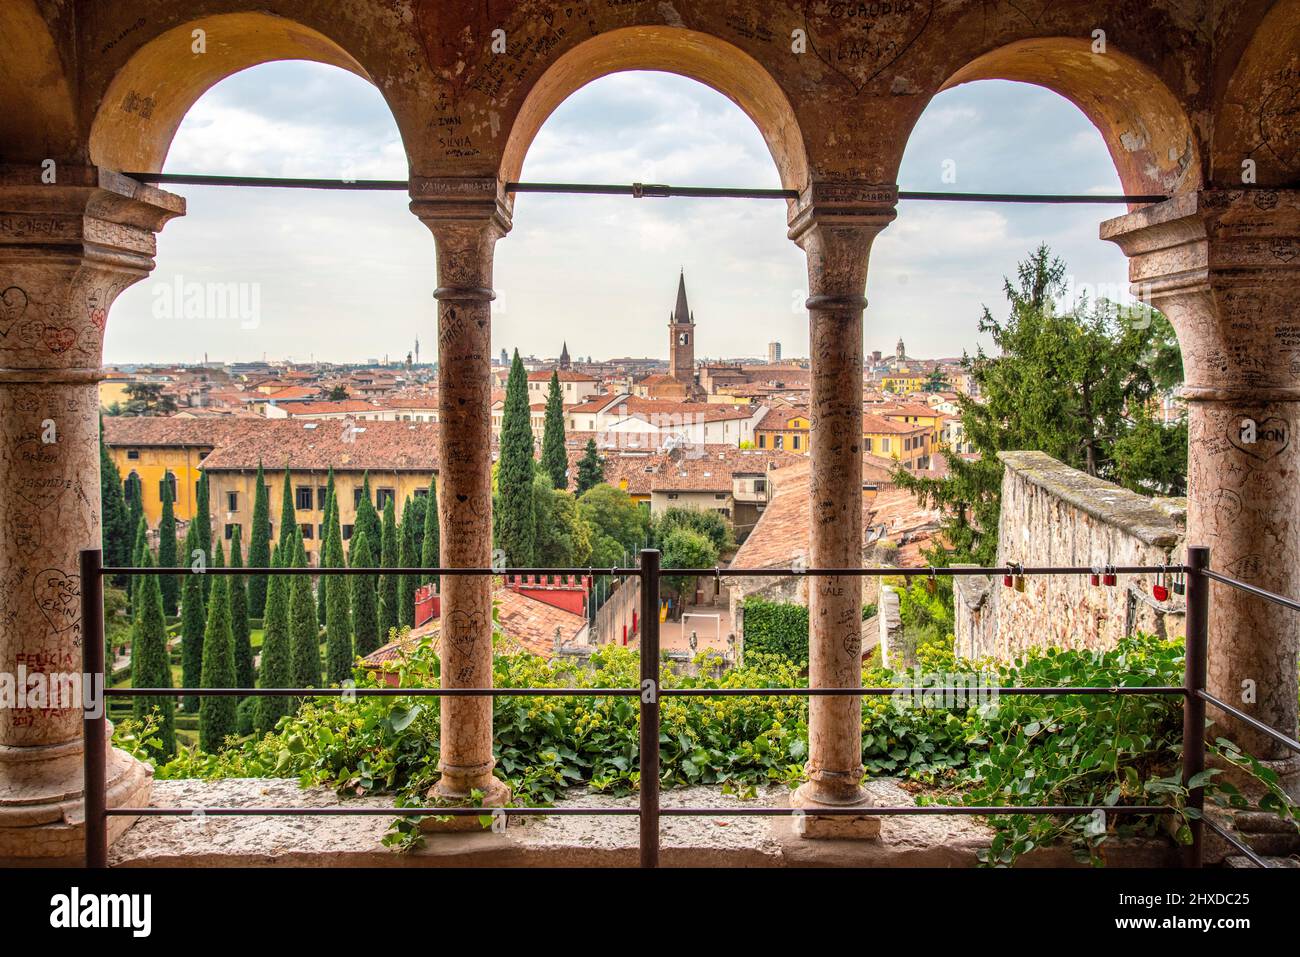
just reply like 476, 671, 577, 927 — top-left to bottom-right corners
105, 64, 1131, 365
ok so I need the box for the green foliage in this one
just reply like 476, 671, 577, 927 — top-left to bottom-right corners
247, 461, 271, 617
256, 543, 293, 734
99, 415, 133, 573
532, 475, 591, 568
228, 527, 254, 691
199, 541, 237, 752
130, 551, 175, 760
377, 497, 399, 640
353, 472, 381, 561
497, 350, 537, 565
158, 475, 179, 616
577, 483, 649, 567
420, 477, 440, 586
277, 466, 296, 552
289, 532, 322, 689
660, 527, 718, 608
179, 522, 205, 713
350, 528, 381, 658
541, 370, 568, 489
575, 439, 604, 496
741, 597, 810, 663
398, 499, 417, 629
195, 471, 212, 600
894, 244, 1186, 567
324, 495, 353, 685
654, 506, 735, 554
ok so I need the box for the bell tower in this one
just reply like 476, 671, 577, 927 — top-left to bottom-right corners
668, 269, 695, 385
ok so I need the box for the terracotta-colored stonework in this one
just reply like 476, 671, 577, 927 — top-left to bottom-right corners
1, 1, 1298, 859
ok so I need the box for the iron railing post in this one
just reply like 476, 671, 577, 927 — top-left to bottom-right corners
639, 549, 661, 868
80, 548, 108, 869
1182, 545, 1209, 868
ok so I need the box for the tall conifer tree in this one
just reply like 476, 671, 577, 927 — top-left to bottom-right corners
179, 521, 206, 713
228, 527, 254, 691
247, 461, 271, 617
541, 370, 568, 489
131, 550, 175, 759
377, 497, 399, 641
498, 350, 537, 565
350, 528, 380, 658
256, 542, 293, 733
158, 474, 179, 616
199, 541, 237, 750
420, 476, 440, 587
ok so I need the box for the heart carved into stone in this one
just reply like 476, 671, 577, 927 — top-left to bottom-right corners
34, 568, 81, 633
1228, 416, 1290, 462
802, 0, 935, 95
445, 609, 484, 654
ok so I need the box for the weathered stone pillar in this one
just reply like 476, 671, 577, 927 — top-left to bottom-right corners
1104, 190, 1300, 792
788, 182, 896, 834
410, 177, 512, 818
0, 165, 183, 862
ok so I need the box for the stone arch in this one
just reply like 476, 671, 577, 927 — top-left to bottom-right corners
1214, 0, 1300, 187
499, 26, 809, 196
936, 37, 1202, 200
0, 1, 79, 162
88, 11, 376, 173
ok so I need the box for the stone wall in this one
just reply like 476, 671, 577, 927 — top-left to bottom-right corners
954, 452, 1187, 660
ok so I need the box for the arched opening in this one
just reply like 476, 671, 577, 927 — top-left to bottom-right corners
499, 26, 809, 196
939, 38, 1201, 199
88, 12, 374, 173
497, 68, 806, 385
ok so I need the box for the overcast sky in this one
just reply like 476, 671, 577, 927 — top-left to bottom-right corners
105, 62, 1131, 366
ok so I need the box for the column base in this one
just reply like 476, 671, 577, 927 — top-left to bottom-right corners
790, 781, 881, 840
420, 775, 512, 833
0, 732, 153, 866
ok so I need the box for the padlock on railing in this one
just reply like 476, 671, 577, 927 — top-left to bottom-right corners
1152, 566, 1169, 603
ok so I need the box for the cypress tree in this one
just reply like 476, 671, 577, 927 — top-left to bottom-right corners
125, 475, 144, 552
420, 476, 440, 587
405, 492, 427, 572
130, 514, 148, 616
158, 475, 179, 617
99, 416, 133, 572
377, 497, 399, 641
130, 550, 175, 760
353, 472, 381, 555
317, 469, 336, 623
195, 471, 212, 600
289, 532, 322, 689
247, 461, 271, 617
323, 494, 353, 684
228, 527, 254, 691
541, 370, 568, 489
278, 465, 296, 552
350, 528, 381, 658
199, 540, 237, 751
575, 438, 604, 496
498, 350, 537, 565
179, 521, 206, 713
398, 498, 417, 629
256, 542, 293, 733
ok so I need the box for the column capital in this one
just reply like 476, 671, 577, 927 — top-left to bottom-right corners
787, 179, 897, 247
1103, 190, 1300, 403
409, 176, 511, 300
1101, 189, 1300, 299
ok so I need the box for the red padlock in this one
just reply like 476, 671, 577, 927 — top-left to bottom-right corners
1003, 572, 1014, 588
1103, 567, 1117, 586
1152, 568, 1169, 602
1089, 567, 1101, 587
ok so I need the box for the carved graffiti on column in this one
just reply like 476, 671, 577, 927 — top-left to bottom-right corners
1257, 68, 1300, 171
1228, 416, 1290, 461
445, 608, 485, 655
33, 569, 81, 633
0, 285, 29, 339
802, 1, 935, 94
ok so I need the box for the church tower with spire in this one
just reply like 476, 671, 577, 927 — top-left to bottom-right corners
668, 269, 695, 386
559, 340, 571, 371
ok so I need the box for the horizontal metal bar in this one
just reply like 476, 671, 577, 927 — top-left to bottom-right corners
1202, 816, 1271, 868
1202, 568, 1300, 613
99, 566, 640, 578
99, 563, 1185, 579
1197, 690, 1300, 755
110, 685, 1186, 698
122, 172, 1166, 204
106, 804, 1176, 817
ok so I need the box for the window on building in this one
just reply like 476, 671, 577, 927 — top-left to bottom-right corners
317, 486, 328, 510
792, 435, 800, 450
353, 487, 367, 508
667, 493, 679, 500
376, 487, 396, 509
158, 472, 177, 501
226, 491, 238, 512
754, 479, 766, 494
224, 523, 240, 541
300, 523, 313, 540
413, 487, 428, 498
881, 438, 891, 453
774, 435, 784, 449
758, 435, 766, 448
126, 449, 140, 460
864, 437, 873, 452
198, 450, 209, 461
714, 493, 726, 500
342, 524, 354, 540
295, 486, 313, 511
124, 472, 142, 501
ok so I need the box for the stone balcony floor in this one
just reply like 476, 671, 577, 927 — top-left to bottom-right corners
108, 777, 1178, 867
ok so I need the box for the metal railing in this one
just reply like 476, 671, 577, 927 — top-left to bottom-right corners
80, 544, 1300, 868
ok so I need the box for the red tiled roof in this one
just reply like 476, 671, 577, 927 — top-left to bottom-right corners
198, 419, 439, 472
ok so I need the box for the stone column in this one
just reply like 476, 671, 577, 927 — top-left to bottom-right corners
0, 165, 183, 862
1104, 190, 1300, 792
788, 182, 896, 835
410, 177, 511, 820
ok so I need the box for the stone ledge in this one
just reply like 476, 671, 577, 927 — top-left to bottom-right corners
107, 778, 1178, 868
997, 451, 1185, 548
